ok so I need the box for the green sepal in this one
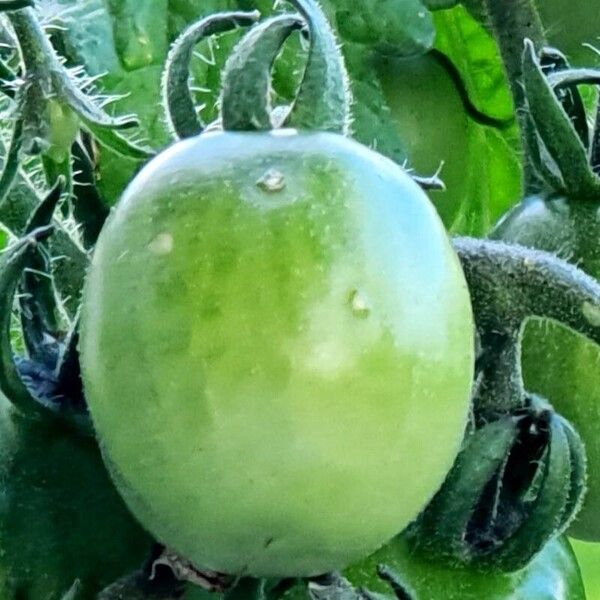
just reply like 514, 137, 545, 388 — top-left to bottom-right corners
547, 69, 600, 92
221, 14, 304, 131
71, 137, 109, 247
522, 39, 600, 198
0, 115, 24, 207
61, 580, 81, 600
557, 416, 588, 533
0, 226, 54, 418
307, 573, 363, 599
539, 47, 588, 150
284, 0, 351, 134
484, 414, 572, 571
162, 10, 260, 139
414, 417, 519, 557
20, 177, 63, 363
356, 589, 392, 600
82, 123, 154, 160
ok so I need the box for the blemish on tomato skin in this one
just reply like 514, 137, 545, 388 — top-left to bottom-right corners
348, 289, 371, 318
256, 169, 286, 192
583, 301, 600, 327
149, 233, 174, 255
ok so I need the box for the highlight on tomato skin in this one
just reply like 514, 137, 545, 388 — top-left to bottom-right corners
79, 127, 475, 579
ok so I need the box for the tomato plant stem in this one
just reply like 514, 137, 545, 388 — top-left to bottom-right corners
484, 0, 545, 191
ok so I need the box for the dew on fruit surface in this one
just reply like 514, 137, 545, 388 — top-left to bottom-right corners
256, 169, 286, 192
348, 289, 371, 318
583, 301, 600, 327
148, 232, 174, 256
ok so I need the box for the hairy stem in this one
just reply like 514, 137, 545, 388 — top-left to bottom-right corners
483, 0, 546, 190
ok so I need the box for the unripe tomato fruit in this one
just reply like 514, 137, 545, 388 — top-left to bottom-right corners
491, 196, 600, 541
80, 129, 474, 578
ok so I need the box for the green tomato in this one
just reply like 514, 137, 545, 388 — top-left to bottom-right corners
490, 196, 600, 541
80, 129, 474, 578
0, 395, 152, 599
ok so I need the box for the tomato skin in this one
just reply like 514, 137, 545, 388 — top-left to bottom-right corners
0, 396, 151, 599
81, 129, 474, 578
491, 195, 600, 541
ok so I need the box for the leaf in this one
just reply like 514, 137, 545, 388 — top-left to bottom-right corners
433, 5, 514, 124
430, 5, 522, 234
332, 0, 435, 57
450, 121, 522, 236
105, 0, 169, 71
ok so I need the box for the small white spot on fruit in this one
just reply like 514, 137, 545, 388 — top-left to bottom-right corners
583, 301, 600, 327
148, 232, 174, 255
349, 289, 371, 318
256, 169, 286, 192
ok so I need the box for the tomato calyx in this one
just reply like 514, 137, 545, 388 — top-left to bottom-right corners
161, 10, 260, 139
0, 181, 91, 433
521, 40, 600, 199
406, 237, 600, 571
220, 15, 305, 132
0, 4, 151, 207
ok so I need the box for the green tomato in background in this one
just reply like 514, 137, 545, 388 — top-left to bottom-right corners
491, 197, 600, 542
80, 129, 474, 578
0, 395, 151, 599
536, 0, 600, 66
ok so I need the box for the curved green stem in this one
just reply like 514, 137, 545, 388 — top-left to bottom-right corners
20, 178, 63, 363
162, 11, 260, 139
9, 7, 140, 134
71, 137, 109, 247
482, 0, 545, 191
284, 0, 351, 134
453, 237, 600, 344
547, 68, 600, 90
221, 15, 303, 131
475, 332, 524, 416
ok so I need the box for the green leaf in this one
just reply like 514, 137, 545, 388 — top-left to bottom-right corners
433, 5, 514, 123
105, 0, 169, 71
333, 0, 435, 57
450, 122, 522, 236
